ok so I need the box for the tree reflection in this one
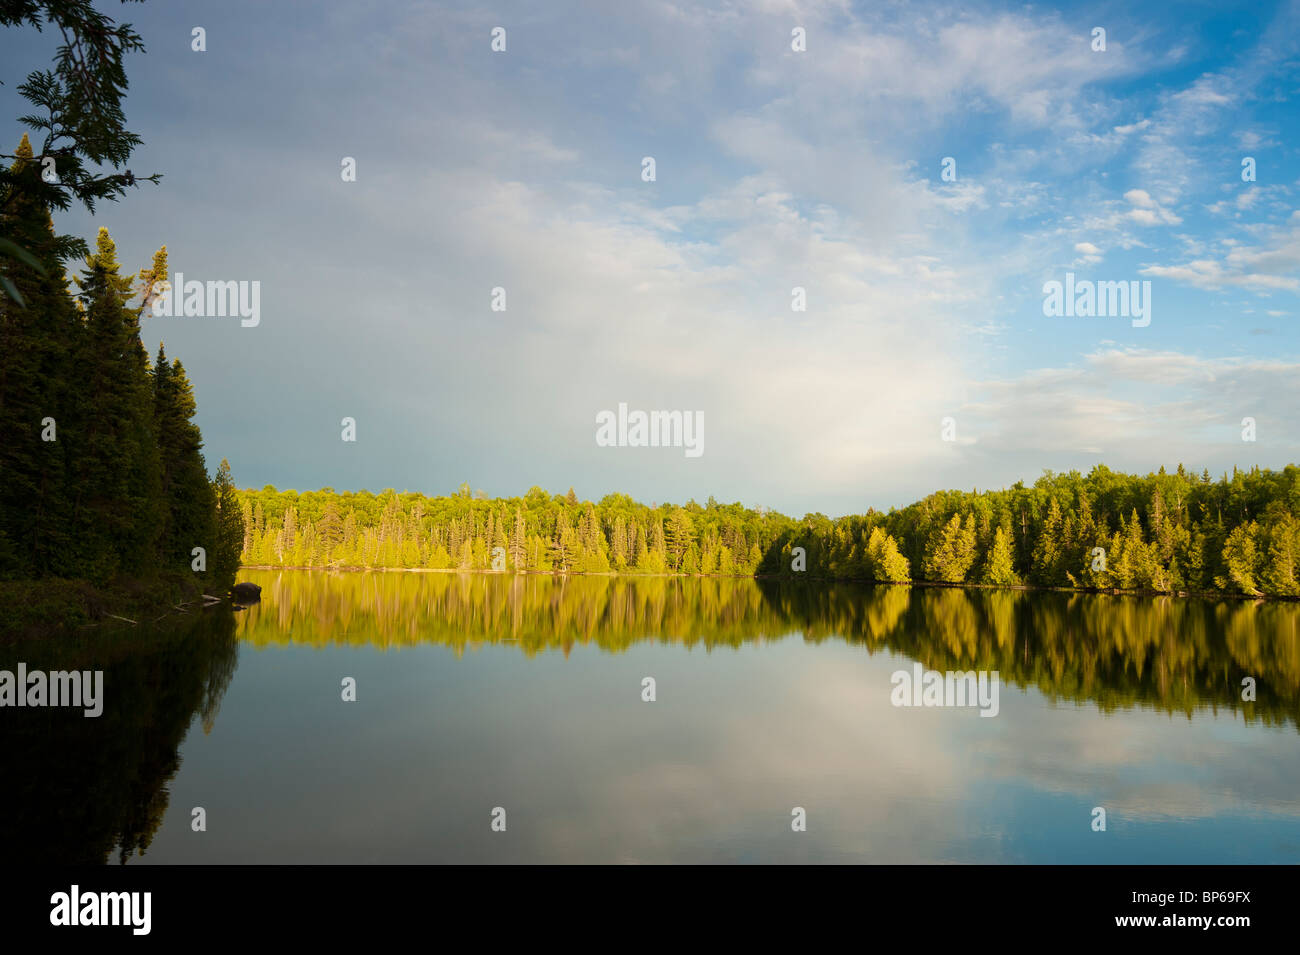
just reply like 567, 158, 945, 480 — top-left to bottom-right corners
0, 611, 239, 864
234, 571, 1299, 729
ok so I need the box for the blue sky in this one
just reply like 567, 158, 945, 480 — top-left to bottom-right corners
3, 0, 1298, 516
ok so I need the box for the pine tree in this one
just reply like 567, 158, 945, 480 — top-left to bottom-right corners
550, 511, 575, 571
633, 523, 648, 569
211, 459, 244, 588
152, 343, 215, 572
1218, 521, 1262, 595
666, 507, 693, 571
612, 514, 627, 569
492, 509, 508, 567
0, 135, 78, 576
651, 518, 666, 557
318, 500, 342, 556
924, 513, 977, 583
982, 525, 1018, 586
1263, 514, 1300, 596
508, 507, 526, 570
1031, 498, 1063, 585
866, 527, 910, 582
67, 227, 162, 578
240, 498, 253, 558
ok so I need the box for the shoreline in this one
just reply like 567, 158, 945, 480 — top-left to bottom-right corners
236, 565, 1292, 602
6, 565, 1290, 643
0, 574, 233, 643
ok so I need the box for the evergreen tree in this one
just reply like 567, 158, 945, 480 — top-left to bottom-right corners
1031, 498, 1063, 585
666, 507, 693, 571
550, 511, 575, 571
1216, 521, 1260, 595
981, 525, 1018, 586
633, 523, 649, 569
66, 227, 161, 578
0, 134, 77, 576
866, 528, 910, 582
508, 507, 526, 570
210, 459, 244, 588
1263, 514, 1300, 597
924, 513, 977, 583
612, 515, 628, 569
152, 343, 215, 572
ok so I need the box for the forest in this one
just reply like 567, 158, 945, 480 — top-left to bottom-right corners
238, 462, 1300, 598
0, 134, 243, 598
238, 483, 779, 577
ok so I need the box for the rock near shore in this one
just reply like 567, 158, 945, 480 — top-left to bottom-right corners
231, 581, 262, 604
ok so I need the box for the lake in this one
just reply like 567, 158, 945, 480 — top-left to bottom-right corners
5, 569, 1299, 864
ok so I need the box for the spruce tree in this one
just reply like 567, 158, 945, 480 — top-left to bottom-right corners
66, 227, 161, 578
1263, 514, 1300, 597
1031, 498, 1063, 585
924, 513, 977, 583
508, 507, 526, 570
0, 134, 78, 575
981, 525, 1018, 586
866, 528, 910, 583
1217, 521, 1261, 595
550, 511, 574, 571
666, 507, 693, 570
152, 344, 215, 572
612, 515, 627, 569
210, 458, 244, 589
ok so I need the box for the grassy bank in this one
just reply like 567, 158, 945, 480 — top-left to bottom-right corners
0, 572, 220, 642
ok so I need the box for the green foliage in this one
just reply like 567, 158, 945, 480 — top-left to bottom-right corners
866, 527, 911, 582
210, 459, 243, 588
1218, 522, 1262, 596
1, 2, 160, 217
237, 465, 1300, 599
235, 484, 792, 577
769, 464, 1300, 598
923, 513, 977, 583
0, 141, 237, 596
1, 2, 162, 305
982, 525, 1018, 586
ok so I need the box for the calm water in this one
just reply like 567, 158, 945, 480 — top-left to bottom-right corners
5, 570, 1300, 864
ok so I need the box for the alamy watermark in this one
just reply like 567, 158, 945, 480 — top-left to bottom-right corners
1042, 272, 1150, 327
0, 664, 103, 717
149, 273, 260, 327
50, 885, 150, 935
595, 403, 704, 458
890, 663, 1000, 717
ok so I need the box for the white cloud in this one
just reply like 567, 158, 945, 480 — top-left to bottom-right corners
1140, 216, 1300, 291
1074, 241, 1103, 265
958, 349, 1300, 471
1123, 188, 1183, 225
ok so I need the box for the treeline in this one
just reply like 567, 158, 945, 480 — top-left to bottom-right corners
777, 463, 1300, 598
240, 463, 1300, 598
237, 482, 784, 575
0, 135, 242, 589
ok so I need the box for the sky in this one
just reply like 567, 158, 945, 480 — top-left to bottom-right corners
2, 0, 1298, 517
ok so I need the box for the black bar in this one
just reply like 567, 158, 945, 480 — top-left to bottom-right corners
4, 864, 1283, 941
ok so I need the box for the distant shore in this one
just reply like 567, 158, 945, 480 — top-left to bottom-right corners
236, 565, 1291, 602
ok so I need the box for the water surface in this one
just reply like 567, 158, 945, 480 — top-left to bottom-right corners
5, 570, 1299, 863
